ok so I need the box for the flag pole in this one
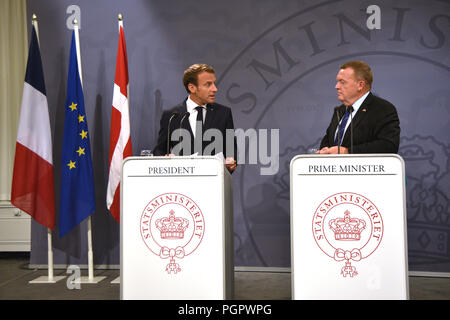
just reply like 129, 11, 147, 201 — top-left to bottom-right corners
34, 14, 54, 282
118, 13, 123, 29
73, 19, 105, 284
29, 14, 64, 284
110, 13, 124, 285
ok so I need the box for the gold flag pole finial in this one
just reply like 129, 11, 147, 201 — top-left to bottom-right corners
118, 13, 123, 21
32, 14, 37, 21
73, 19, 78, 26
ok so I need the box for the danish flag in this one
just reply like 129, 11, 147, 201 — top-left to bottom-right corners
107, 22, 132, 222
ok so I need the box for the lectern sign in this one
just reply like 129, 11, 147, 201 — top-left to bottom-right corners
140, 193, 205, 274
121, 156, 234, 300
290, 155, 408, 299
312, 192, 384, 277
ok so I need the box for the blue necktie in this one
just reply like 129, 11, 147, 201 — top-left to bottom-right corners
335, 107, 351, 146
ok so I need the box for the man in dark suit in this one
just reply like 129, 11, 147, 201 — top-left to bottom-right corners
318, 61, 400, 154
153, 63, 237, 172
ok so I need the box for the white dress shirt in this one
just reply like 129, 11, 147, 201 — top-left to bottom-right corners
186, 96, 206, 138
335, 91, 370, 141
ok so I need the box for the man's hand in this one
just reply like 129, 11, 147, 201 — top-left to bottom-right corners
225, 157, 237, 173
318, 146, 348, 154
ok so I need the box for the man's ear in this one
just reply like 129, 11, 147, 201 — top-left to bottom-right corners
188, 83, 196, 94
358, 80, 366, 91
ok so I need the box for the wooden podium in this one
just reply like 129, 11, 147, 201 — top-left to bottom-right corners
290, 154, 409, 299
120, 156, 234, 300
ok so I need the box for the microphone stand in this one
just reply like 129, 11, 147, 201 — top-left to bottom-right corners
179, 112, 190, 134
179, 112, 190, 154
348, 106, 354, 154
166, 112, 179, 155
334, 106, 341, 155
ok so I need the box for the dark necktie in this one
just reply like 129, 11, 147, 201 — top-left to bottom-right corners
194, 106, 204, 154
334, 106, 352, 146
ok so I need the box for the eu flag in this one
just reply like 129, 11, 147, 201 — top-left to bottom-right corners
59, 31, 95, 237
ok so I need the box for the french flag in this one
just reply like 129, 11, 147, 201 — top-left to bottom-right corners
11, 24, 55, 230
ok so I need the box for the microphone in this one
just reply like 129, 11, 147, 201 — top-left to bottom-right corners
334, 106, 341, 154
178, 112, 190, 155
166, 112, 179, 155
179, 112, 190, 134
348, 105, 354, 154
179, 111, 190, 140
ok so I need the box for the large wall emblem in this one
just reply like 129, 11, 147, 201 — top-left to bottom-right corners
215, 0, 450, 270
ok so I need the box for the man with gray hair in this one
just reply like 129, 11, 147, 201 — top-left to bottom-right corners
318, 61, 400, 154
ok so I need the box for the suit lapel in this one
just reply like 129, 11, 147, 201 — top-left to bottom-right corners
331, 105, 346, 145
174, 101, 194, 155
178, 101, 194, 137
203, 103, 217, 131
351, 92, 372, 129
342, 92, 373, 144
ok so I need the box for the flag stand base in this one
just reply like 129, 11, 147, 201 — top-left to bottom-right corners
75, 276, 107, 284
29, 275, 66, 284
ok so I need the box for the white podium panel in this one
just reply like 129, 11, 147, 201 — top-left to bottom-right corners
121, 156, 233, 300
290, 154, 408, 300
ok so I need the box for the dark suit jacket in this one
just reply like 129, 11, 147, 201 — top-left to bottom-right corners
320, 92, 400, 153
153, 99, 237, 158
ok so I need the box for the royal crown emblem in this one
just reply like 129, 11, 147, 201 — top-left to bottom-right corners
313, 192, 384, 278
140, 193, 205, 275
156, 210, 189, 239
329, 210, 366, 241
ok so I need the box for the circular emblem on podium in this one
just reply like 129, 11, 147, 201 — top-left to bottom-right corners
140, 193, 205, 274
312, 192, 384, 277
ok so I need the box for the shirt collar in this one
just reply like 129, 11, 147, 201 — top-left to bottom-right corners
350, 91, 370, 113
186, 96, 206, 113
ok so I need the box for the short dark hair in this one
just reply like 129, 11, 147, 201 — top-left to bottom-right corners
340, 61, 373, 89
183, 64, 215, 93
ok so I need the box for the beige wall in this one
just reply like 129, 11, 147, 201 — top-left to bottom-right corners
0, 0, 27, 201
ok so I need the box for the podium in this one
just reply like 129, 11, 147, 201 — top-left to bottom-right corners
121, 156, 234, 300
290, 154, 409, 299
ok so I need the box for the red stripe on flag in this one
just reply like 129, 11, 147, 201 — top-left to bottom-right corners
108, 107, 122, 165
123, 137, 132, 160
114, 26, 129, 97
109, 183, 121, 222
11, 142, 55, 229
